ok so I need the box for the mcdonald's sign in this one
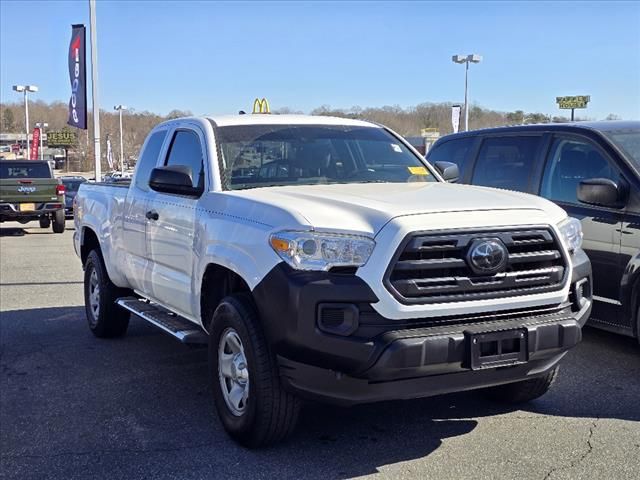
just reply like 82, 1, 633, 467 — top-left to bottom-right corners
253, 98, 270, 114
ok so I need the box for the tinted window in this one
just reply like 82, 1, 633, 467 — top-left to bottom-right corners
541, 137, 619, 204
603, 129, 640, 167
61, 179, 86, 191
471, 136, 541, 192
164, 130, 204, 190
216, 125, 437, 190
134, 130, 167, 191
427, 137, 474, 176
0, 162, 51, 178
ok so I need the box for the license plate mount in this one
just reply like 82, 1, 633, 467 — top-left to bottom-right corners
468, 329, 528, 370
18, 203, 36, 212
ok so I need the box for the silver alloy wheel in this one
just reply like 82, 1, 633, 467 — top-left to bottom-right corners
88, 268, 100, 323
218, 328, 250, 416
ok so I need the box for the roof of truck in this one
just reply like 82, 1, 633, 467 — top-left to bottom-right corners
207, 114, 379, 128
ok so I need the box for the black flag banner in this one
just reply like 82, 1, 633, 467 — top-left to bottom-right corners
67, 24, 87, 129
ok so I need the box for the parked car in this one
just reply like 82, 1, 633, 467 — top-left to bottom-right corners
427, 121, 639, 341
59, 176, 87, 217
0, 160, 66, 233
74, 114, 591, 447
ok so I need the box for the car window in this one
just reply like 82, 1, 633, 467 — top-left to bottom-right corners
427, 137, 474, 177
541, 137, 619, 204
471, 136, 541, 192
0, 163, 51, 178
134, 130, 167, 191
164, 130, 204, 190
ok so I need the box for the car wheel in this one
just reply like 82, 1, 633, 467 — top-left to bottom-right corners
39, 217, 51, 228
482, 366, 559, 404
83, 250, 130, 338
52, 209, 65, 233
209, 293, 300, 448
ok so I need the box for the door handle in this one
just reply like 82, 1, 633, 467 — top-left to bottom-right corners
145, 210, 159, 221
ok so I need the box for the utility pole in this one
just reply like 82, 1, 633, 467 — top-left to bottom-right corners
89, 0, 101, 181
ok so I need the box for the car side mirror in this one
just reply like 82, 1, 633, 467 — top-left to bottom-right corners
434, 161, 459, 183
577, 178, 626, 208
149, 166, 201, 196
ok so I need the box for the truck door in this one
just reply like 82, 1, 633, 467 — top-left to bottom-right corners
539, 134, 624, 323
146, 126, 207, 318
122, 129, 168, 293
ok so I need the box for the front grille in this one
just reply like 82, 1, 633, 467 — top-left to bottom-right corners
385, 227, 567, 304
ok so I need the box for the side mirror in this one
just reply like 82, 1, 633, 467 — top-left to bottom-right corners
149, 165, 201, 196
577, 178, 625, 208
434, 161, 460, 183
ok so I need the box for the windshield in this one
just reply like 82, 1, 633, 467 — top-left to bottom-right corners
0, 162, 51, 179
603, 129, 640, 167
215, 124, 437, 190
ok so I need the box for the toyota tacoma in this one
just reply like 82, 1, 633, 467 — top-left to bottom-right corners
74, 114, 592, 447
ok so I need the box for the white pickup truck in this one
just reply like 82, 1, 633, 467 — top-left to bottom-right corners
74, 114, 592, 447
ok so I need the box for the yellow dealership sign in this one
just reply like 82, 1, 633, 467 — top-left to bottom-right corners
556, 96, 590, 109
252, 98, 270, 114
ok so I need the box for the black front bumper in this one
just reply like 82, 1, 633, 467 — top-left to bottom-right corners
252, 250, 592, 406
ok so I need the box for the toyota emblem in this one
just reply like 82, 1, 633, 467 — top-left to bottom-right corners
468, 239, 508, 274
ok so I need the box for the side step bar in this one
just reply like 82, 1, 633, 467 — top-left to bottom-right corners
116, 296, 208, 344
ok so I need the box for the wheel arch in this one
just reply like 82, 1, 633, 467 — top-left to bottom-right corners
200, 262, 251, 332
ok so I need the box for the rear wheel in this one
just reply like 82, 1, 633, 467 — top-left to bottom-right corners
39, 216, 51, 228
209, 293, 300, 448
52, 209, 65, 233
83, 250, 130, 338
482, 366, 559, 404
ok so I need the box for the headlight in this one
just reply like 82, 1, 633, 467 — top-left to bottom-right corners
557, 217, 583, 253
269, 231, 375, 271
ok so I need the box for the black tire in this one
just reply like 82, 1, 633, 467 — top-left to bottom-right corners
83, 250, 130, 338
482, 366, 559, 404
208, 293, 300, 448
39, 216, 51, 228
52, 209, 65, 233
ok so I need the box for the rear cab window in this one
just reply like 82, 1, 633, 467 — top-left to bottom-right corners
134, 130, 167, 191
0, 163, 51, 179
471, 136, 542, 192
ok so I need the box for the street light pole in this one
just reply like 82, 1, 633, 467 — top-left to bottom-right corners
452, 54, 482, 131
114, 105, 128, 174
13, 85, 38, 158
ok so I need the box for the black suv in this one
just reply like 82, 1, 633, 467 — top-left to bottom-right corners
428, 121, 640, 341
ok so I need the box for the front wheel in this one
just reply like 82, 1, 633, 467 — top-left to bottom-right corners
83, 250, 130, 338
482, 366, 559, 404
209, 294, 300, 448
39, 216, 51, 228
52, 209, 65, 233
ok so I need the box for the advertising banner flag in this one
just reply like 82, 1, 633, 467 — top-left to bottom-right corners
106, 135, 114, 169
451, 105, 462, 134
67, 24, 87, 129
30, 128, 40, 160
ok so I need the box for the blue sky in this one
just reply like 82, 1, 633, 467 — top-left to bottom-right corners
1, 0, 639, 119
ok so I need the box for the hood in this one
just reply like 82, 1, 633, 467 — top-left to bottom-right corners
229, 182, 566, 235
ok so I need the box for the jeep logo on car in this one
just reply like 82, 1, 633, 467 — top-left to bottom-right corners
17, 186, 37, 194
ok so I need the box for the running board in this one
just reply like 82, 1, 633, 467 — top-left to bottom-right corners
116, 297, 208, 344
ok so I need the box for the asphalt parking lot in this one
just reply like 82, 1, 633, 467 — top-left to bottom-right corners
1, 222, 639, 480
